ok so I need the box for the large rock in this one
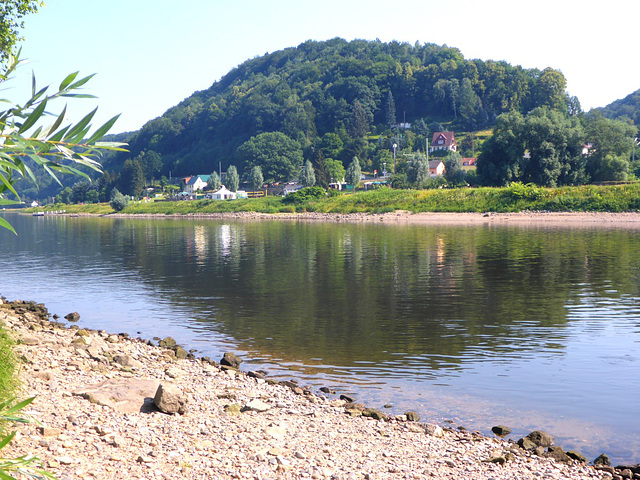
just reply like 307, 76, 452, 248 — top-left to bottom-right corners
153, 383, 187, 415
594, 453, 611, 466
65, 312, 80, 322
525, 430, 554, 447
220, 352, 242, 368
73, 378, 159, 413
491, 425, 512, 436
158, 337, 177, 348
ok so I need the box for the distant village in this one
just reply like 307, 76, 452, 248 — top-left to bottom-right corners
176, 131, 477, 201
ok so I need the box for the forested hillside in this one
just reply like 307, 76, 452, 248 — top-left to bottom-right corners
106, 38, 574, 180
596, 89, 640, 126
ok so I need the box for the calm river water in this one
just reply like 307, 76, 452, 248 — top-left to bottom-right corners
1, 213, 639, 463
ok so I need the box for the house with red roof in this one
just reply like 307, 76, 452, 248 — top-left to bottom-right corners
429, 132, 457, 153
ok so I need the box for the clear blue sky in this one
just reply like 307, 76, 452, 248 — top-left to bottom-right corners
10, 0, 640, 134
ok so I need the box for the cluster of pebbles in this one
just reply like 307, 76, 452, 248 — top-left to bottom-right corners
0, 299, 618, 479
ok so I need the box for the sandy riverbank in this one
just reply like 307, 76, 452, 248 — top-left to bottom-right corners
106, 210, 640, 229
0, 299, 615, 479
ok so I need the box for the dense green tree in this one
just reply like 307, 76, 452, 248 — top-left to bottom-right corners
300, 160, 316, 187
70, 181, 90, 204
583, 112, 637, 182
385, 91, 396, 128
444, 152, 465, 185
207, 171, 221, 190
349, 100, 369, 138
324, 158, 346, 184
345, 156, 362, 187
136, 150, 162, 183
120, 158, 145, 197
406, 154, 429, 187
237, 132, 303, 183
57, 187, 72, 204
225, 165, 239, 192
477, 111, 526, 186
478, 108, 586, 187
248, 165, 263, 191
522, 107, 585, 186
109, 187, 129, 212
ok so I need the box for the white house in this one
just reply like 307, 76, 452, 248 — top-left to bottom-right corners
185, 175, 210, 195
208, 185, 237, 200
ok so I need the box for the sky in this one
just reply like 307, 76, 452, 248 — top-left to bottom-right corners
9, 0, 640, 135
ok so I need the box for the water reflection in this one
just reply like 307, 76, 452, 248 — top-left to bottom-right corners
1, 213, 640, 462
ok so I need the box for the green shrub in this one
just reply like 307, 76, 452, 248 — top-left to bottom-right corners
282, 186, 327, 205
109, 188, 129, 212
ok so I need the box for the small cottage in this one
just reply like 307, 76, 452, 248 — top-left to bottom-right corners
429, 132, 457, 153
429, 160, 446, 177
185, 175, 211, 195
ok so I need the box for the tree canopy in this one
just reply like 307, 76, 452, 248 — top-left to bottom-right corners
108, 38, 577, 183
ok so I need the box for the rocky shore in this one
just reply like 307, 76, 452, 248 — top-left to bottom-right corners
109, 210, 640, 229
0, 299, 625, 479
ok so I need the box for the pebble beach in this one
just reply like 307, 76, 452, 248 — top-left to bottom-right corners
0, 299, 619, 480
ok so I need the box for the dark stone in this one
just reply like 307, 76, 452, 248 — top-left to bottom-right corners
491, 425, 512, 436
220, 352, 242, 368
247, 371, 265, 379
174, 346, 188, 359
595, 453, 612, 466
616, 465, 640, 475
525, 430, 554, 447
566, 450, 587, 463
594, 465, 615, 474
52, 314, 59, 319
405, 411, 420, 422
319, 387, 333, 394
545, 445, 570, 463
362, 408, 388, 421
517, 437, 537, 451
158, 337, 177, 349
344, 403, 365, 416
339, 394, 355, 403
65, 312, 80, 322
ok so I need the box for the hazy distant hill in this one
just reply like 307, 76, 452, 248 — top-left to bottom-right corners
595, 89, 640, 126
103, 38, 573, 177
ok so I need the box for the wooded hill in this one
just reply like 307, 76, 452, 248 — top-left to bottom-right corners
596, 89, 640, 126
104, 38, 575, 179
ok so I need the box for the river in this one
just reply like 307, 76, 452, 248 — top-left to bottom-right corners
1, 212, 639, 464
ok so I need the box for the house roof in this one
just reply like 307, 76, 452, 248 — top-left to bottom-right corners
428, 160, 444, 168
186, 175, 211, 185
462, 158, 477, 166
431, 131, 456, 147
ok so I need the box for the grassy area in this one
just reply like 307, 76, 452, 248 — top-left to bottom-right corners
0, 322, 17, 404
26, 183, 640, 217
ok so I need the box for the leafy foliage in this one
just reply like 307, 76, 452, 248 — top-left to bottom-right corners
282, 186, 326, 205
0, 0, 41, 64
0, 53, 125, 231
224, 165, 239, 192
345, 157, 361, 187
112, 38, 573, 182
300, 160, 316, 187
248, 165, 263, 191
109, 187, 128, 212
